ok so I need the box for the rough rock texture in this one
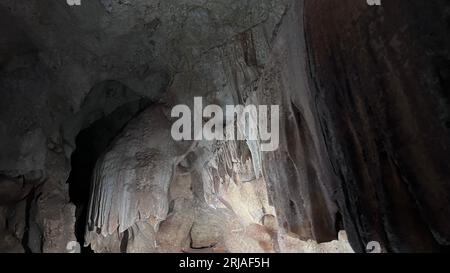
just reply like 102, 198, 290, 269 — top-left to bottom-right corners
0, 0, 449, 253
304, 0, 450, 252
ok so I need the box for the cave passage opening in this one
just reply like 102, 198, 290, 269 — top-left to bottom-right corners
67, 99, 150, 253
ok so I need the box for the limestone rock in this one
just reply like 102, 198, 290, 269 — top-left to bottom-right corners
0, 0, 449, 253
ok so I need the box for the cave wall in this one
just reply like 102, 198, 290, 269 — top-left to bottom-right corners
256, 0, 450, 252
247, 0, 450, 252
0, 0, 449, 253
303, 0, 450, 252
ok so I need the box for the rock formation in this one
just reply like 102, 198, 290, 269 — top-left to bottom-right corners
0, 0, 449, 253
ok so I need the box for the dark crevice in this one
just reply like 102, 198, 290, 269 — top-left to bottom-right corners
120, 230, 129, 253
190, 244, 217, 250
21, 189, 34, 253
334, 211, 343, 234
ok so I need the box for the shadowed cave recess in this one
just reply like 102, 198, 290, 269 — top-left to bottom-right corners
0, 0, 449, 253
